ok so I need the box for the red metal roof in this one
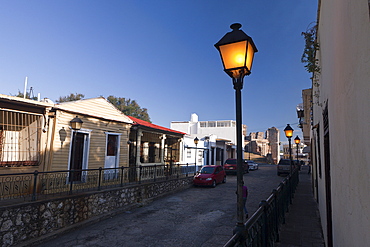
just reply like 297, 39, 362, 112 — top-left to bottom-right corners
128, 116, 186, 135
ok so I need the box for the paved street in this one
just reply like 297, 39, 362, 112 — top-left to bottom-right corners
33, 165, 283, 247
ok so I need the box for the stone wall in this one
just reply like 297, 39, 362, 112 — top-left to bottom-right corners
0, 177, 193, 247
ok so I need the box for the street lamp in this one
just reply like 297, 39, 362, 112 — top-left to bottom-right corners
69, 116, 83, 190
294, 135, 301, 164
194, 137, 199, 174
70, 116, 83, 131
284, 124, 294, 174
215, 23, 258, 236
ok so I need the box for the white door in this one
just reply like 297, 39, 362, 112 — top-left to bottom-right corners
104, 134, 121, 178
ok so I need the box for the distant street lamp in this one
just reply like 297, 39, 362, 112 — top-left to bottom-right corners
194, 137, 199, 174
294, 135, 301, 165
215, 23, 258, 238
284, 124, 294, 174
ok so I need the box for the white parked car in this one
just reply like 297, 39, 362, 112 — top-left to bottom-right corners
246, 160, 259, 171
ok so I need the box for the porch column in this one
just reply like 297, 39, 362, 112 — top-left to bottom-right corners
178, 139, 183, 164
160, 134, 166, 163
136, 129, 143, 165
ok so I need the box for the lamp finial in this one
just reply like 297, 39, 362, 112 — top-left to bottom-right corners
230, 23, 242, 31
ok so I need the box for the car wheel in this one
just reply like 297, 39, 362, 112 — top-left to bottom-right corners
212, 180, 216, 188
222, 176, 226, 183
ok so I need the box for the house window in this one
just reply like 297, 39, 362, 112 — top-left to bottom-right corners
187, 149, 192, 158
0, 110, 42, 167
106, 134, 118, 156
139, 132, 162, 163
217, 121, 231, 127
164, 141, 180, 163
208, 121, 216, 127
140, 142, 161, 163
316, 125, 322, 178
199, 122, 207, 128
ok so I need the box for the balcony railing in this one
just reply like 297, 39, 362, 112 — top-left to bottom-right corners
0, 164, 196, 202
224, 167, 299, 247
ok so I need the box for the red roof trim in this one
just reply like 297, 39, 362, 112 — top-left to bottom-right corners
128, 116, 186, 135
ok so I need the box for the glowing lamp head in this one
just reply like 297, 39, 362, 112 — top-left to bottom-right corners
294, 136, 301, 144
215, 23, 258, 79
284, 124, 294, 139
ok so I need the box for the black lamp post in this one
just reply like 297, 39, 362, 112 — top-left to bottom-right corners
294, 136, 300, 164
215, 23, 258, 236
284, 124, 294, 174
194, 137, 199, 173
69, 116, 83, 191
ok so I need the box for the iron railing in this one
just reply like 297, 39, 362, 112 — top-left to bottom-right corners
0, 164, 197, 202
224, 167, 300, 247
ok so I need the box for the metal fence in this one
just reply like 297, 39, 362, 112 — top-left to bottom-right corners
224, 168, 300, 247
0, 164, 197, 202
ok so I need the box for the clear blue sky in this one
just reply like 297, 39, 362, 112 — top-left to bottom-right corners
0, 0, 317, 141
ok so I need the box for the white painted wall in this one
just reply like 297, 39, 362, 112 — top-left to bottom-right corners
171, 114, 240, 144
313, 1, 370, 246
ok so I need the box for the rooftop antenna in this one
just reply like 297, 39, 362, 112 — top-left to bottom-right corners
29, 87, 35, 99
23, 77, 28, 99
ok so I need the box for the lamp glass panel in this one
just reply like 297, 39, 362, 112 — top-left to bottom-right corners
285, 130, 293, 138
246, 42, 255, 71
71, 122, 82, 130
219, 41, 247, 70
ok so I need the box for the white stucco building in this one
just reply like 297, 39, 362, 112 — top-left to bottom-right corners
308, 1, 370, 246
171, 113, 247, 165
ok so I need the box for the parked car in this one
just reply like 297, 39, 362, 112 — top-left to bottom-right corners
246, 160, 258, 171
193, 165, 226, 187
223, 158, 249, 174
277, 159, 295, 176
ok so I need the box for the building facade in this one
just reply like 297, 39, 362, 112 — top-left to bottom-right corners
244, 127, 280, 164
171, 113, 244, 165
307, 1, 370, 246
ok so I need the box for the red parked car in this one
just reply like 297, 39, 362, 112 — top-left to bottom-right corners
193, 165, 226, 187
223, 158, 249, 174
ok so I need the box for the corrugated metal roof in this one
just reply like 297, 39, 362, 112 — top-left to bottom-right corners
55, 97, 133, 124
128, 116, 185, 135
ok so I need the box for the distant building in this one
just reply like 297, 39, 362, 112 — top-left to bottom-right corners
171, 113, 246, 165
282, 143, 308, 164
266, 127, 280, 164
244, 127, 280, 164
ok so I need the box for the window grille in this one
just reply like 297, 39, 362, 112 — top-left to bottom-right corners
0, 109, 42, 167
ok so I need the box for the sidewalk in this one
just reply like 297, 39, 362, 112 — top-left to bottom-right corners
275, 167, 325, 247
